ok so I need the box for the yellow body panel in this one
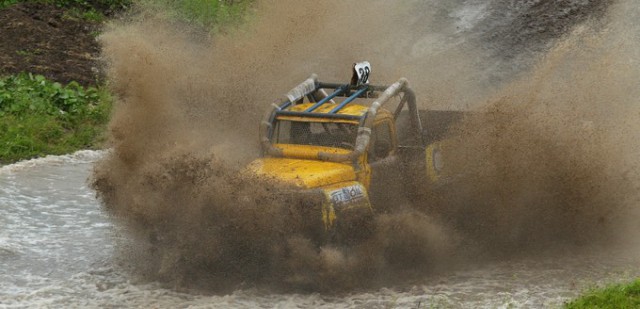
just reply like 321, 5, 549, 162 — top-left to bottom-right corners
247, 157, 357, 189
426, 142, 444, 183
274, 144, 351, 161
277, 115, 360, 124
287, 102, 369, 117
276, 103, 367, 124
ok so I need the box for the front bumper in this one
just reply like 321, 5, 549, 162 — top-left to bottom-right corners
284, 181, 374, 244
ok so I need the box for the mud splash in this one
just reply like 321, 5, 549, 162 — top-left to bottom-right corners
433, 1, 640, 252
91, 0, 639, 292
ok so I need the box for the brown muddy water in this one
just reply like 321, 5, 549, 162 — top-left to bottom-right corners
4, 0, 640, 307
1, 152, 639, 307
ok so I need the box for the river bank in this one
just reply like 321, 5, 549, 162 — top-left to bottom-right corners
0, 0, 250, 164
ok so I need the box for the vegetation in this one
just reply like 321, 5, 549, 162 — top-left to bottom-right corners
0, 73, 112, 164
565, 280, 640, 308
0, 0, 131, 22
138, 0, 253, 31
0, 0, 253, 164
0, 0, 130, 10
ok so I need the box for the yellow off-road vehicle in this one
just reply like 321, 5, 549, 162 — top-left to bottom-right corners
246, 62, 464, 244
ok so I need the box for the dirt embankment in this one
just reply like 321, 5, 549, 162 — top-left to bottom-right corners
0, 3, 120, 86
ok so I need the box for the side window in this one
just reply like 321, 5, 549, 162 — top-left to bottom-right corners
369, 121, 394, 162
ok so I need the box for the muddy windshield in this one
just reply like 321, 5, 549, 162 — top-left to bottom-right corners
273, 120, 358, 150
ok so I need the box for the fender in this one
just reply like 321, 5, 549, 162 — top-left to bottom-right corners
426, 142, 444, 183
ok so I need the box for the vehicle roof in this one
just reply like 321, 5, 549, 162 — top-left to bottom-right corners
288, 102, 369, 117
275, 102, 369, 124
276, 102, 396, 125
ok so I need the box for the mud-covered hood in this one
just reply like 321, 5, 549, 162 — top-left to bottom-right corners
246, 158, 357, 189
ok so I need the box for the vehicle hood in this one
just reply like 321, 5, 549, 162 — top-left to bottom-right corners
246, 158, 357, 189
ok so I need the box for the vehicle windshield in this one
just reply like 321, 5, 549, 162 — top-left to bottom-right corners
273, 120, 358, 150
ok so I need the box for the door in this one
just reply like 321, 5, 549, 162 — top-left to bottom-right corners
367, 119, 404, 212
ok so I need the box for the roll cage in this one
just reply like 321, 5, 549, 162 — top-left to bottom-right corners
260, 74, 424, 163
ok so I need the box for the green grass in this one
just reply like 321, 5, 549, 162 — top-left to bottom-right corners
63, 6, 105, 22
0, 0, 251, 164
0, 0, 18, 8
137, 0, 253, 32
0, 73, 112, 164
565, 279, 640, 308
0, 0, 130, 9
